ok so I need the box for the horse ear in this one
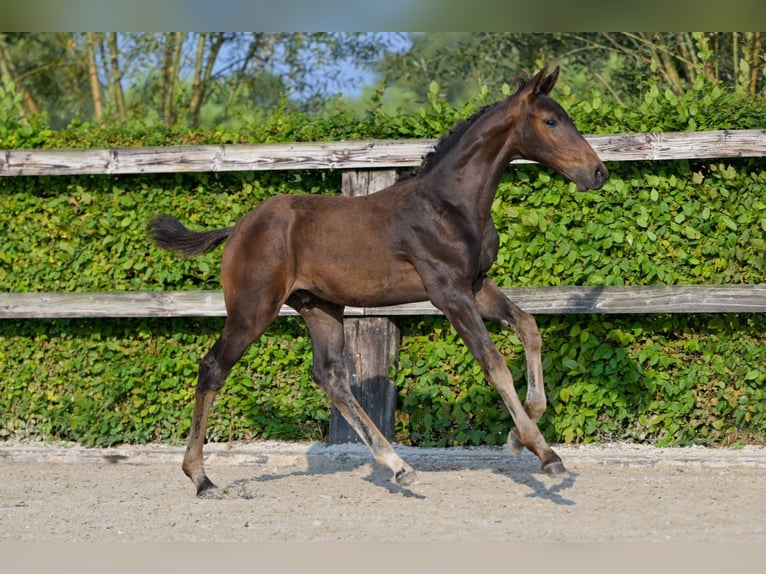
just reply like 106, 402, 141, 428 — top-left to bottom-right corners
526, 66, 548, 96
538, 66, 560, 95
522, 66, 559, 98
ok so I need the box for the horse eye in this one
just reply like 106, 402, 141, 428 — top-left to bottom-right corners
544, 118, 558, 127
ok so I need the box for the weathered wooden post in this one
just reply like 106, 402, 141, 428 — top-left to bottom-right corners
328, 170, 400, 443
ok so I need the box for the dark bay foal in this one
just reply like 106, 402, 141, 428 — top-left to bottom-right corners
150, 66, 607, 497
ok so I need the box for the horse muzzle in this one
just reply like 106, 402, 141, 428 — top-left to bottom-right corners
593, 163, 608, 189
573, 162, 608, 191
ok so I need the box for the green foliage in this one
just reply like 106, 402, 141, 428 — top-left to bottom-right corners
1, 75, 765, 448
395, 314, 766, 448
0, 171, 339, 293
543, 314, 766, 446
0, 317, 323, 445
0, 77, 52, 148
489, 159, 765, 288
395, 318, 517, 447
562, 72, 766, 134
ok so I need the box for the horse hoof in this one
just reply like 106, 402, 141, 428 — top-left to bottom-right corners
394, 468, 419, 487
197, 486, 223, 499
195, 477, 220, 499
542, 460, 568, 477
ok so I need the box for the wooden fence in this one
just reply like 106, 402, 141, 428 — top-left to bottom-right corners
2, 129, 765, 442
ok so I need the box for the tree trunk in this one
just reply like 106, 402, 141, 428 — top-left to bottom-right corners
748, 32, 762, 95
188, 33, 225, 127
188, 34, 206, 127
106, 33, 126, 122
160, 32, 184, 126
85, 32, 103, 120
733, 32, 741, 93
653, 34, 683, 95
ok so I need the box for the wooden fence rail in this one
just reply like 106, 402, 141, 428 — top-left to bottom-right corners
2, 129, 765, 443
2, 129, 766, 176
1, 285, 765, 319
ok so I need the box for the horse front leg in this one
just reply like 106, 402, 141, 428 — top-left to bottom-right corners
294, 297, 418, 486
475, 278, 547, 456
435, 285, 566, 476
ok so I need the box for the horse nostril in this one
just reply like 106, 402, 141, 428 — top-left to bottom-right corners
595, 165, 608, 186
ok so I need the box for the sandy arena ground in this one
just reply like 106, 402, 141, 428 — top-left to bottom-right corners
1, 441, 765, 543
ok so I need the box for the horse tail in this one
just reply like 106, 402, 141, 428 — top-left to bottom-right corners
148, 214, 234, 256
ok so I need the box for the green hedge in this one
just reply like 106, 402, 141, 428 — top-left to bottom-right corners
396, 314, 766, 447
1, 76, 765, 447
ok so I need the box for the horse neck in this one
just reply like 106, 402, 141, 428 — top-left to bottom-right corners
424, 100, 521, 222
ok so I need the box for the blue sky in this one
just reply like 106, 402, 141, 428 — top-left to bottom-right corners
289, 33, 413, 100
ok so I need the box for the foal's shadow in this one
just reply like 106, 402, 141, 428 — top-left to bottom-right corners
491, 459, 578, 506
409, 447, 578, 506
218, 442, 577, 505
223, 446, 425, 500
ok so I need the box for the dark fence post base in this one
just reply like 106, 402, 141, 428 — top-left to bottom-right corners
329, 317, 400, 444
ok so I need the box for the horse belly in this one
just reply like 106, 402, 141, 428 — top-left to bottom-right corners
279, 193, 427, 306
296, 254, 427, 308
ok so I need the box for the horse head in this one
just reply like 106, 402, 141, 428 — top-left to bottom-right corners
513, 66, 608, 191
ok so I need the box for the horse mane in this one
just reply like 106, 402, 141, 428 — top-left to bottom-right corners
428, 101, 504, 169
399, 76, 535, 182
396, 101, 502, 182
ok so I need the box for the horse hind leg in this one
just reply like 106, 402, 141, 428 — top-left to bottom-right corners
181, 329, 248, 497
291, 295, 418, 487
182, 308, 280, 497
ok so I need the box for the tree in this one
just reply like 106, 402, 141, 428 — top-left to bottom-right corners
0, 32, 92, 129
376, 33, 766, 109
0, 32, 402, 130
105, 32, 127, 123
0, 34, 38, 122
375, 33, 587, 105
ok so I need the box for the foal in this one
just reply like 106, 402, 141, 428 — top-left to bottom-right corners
150, 66, 607, 496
